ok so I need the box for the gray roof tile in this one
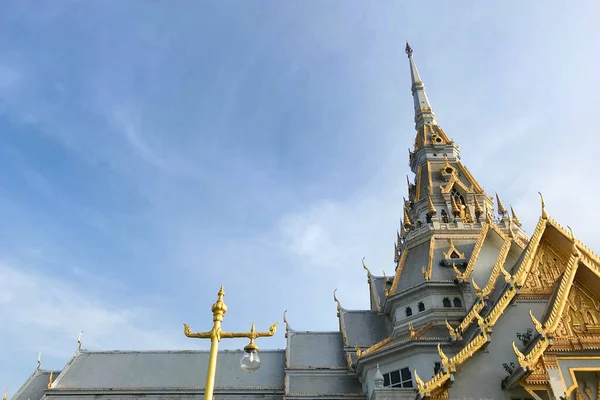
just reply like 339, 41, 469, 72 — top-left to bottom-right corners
53, 350, 284, 390
341, 310, 389, 347
12, 369, 56, 400
287, 374, 363, 395
288, 331, 346, 368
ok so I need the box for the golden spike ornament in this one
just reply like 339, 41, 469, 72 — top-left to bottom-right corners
495, 193, 507, 216
451, 196, 460, 217
3, 389, 7, 400
403, 208, 412, 230
47, 369, 54, 389
510, 206, 521, 226
427, 195, 437, 216
538, 192, 548, 219
183, 286, 278, 400
452, 262, 465, 282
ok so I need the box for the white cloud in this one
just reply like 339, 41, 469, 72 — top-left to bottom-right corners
0, 262, 203, 360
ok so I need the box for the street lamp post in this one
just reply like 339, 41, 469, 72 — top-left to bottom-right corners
183, 286, 278, 400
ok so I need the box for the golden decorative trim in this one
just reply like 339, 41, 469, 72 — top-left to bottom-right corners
443, 238, 465, 260
460, 223, 489, 281
416, 166, 422, 201
511, 206, 522, 226
479, 237, 511, 298
445, 320, 461, 341
456, 161, 484, 194
362, 258, 381, 312
426, 236, 436, 281
47, 369, 54, 390
389, 250, 409, 295
410, 321, 437, 340
358, 336, 393, 358
513, 216, 548, 285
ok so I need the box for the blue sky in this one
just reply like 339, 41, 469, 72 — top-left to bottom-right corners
1, 0, 600, 393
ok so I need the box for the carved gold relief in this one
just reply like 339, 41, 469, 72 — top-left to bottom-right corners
553, 280, 600, 343
521, 239, 568, 295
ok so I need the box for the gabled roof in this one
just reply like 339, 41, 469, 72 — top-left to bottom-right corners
414, 199, 600, 397
11, 368, 57, 400
286, 331, 347, 368
50, 350, 284, 391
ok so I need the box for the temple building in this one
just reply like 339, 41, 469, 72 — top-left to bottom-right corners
9, 44, 600, 400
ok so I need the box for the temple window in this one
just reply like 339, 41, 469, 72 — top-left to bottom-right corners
418, 302, 425, 312
453, 297, 462, 307
443, 298, 451, 307
406, 307, 413, 317
383, 367, 413, 388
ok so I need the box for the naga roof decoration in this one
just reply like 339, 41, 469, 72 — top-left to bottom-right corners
416, 197, 600, 397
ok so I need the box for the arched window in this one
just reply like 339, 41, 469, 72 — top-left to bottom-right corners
453, 297, 462, 308
406, 307, 413, 317
418, 302, 425, 312
451, 188, 466, 206
443, 298, 451, 308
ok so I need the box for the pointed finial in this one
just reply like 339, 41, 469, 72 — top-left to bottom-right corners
403, 208, 413, 230
495, 193, 507, 216
374, 363, 385, 389
451, 196, 460, 217
510, 206, 521, 226
47, 369, 54, 389
37, 352, 41, 369
538, 192, 548, 219
333, 289, 342, 313
3, 389, 7, 400
427, 195, 437, 216
405, 41, 413, 57
77, 331, 83, 350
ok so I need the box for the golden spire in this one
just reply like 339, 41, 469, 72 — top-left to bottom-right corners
427, 194, 437, 216
510, 206, 521, 226
495, 193, 507, 216
3, 389, 7, 400
47, 369, 54, 389
473, 195, 483, 218
403, 207, 412, 230
451, 196, 460, 217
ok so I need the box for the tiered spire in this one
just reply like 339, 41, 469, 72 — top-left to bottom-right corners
405, 42, 437, 129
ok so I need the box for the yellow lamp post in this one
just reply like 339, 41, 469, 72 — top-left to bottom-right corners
183, 286, 278, 400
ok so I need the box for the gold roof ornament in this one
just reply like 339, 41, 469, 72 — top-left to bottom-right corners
3, 389, 7, 400
333, 289, 342, 313
47, 369, 54, 389
427, 194, 437, 216
422, 265, 432, 281
37, 352, 41, 369
443, 239, 465, 260
506, 214, 514, 238
408, 322, 416, 339
451, 196, 460, 217
361, 257, 372, 282
473, 195, 483, 218
445, 320, 461, 341
538, 191, 548, 219
382, 270, 390, 296
77, 331, 83, 350
495, 193, 507, 216
403, 208, 413, 230
510, 206, 521, 226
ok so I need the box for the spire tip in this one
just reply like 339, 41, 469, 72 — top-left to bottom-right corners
405, 41, 413, 57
